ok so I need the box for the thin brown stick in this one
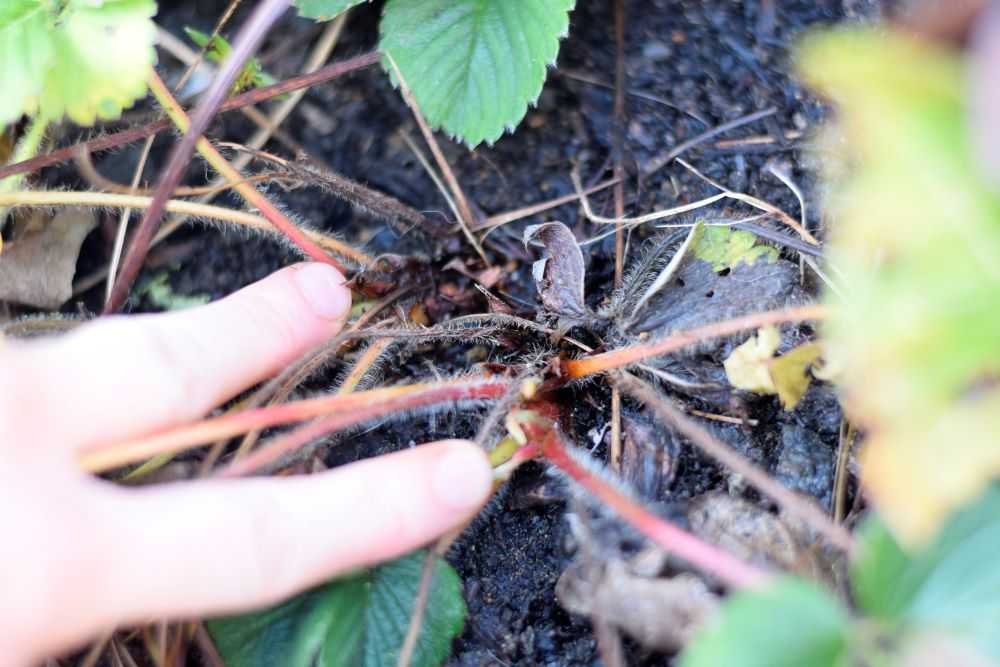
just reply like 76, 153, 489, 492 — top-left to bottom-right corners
75, 148, 287, 196
609, 0, 627, 474
615, 372, 856, 554
385, 54, 488, 263
192, 622, 226, 667
833, 420, 857, 524
675, 157, 819, 245
643, 107, 778, 177
395, 549, 438, 667
473, 177, 619, 231
0, 51, 381, 182
0, 189, 367, 263
79, 634, 112, 667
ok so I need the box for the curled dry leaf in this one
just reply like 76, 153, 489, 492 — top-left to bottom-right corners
687, 493, 829, 582
524, 222, 590, 321
556, 558, 719, 652
723, 326, 823, 410
621, 410, 678, 500
0, 208, 97, 309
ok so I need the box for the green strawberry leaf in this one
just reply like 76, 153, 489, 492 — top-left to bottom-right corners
852, 485, 1000, 662
850, 515, 912, 619
294, 0, 369, 21
207, 550, 466, 667
184, 28, 276, 93
679, 578, 849, 667
379, 0, 576, 146
0, 0, 157, 127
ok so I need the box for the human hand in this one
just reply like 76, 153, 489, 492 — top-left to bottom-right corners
0, 263, 493, 666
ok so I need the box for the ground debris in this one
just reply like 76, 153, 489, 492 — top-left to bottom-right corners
524, 222, 591, 323
0, 208, 96, 309
686, 492, 835, 583
556, 558, 719, 652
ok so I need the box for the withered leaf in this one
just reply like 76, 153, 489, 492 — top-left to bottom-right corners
0, 208, 97, 309
523, 222, 590, 320
557, 558, 719, 651
723, 326, 823, 410
687, 493, 826, 581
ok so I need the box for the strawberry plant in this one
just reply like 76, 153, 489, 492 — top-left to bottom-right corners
299, 0, 576, 146
7, 1, 1000, 665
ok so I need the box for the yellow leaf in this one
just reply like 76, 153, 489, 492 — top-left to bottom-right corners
724, 328, 821, 411
724, 326, 780, 394
862, 392, 1000, 546
769, 343, 822, 410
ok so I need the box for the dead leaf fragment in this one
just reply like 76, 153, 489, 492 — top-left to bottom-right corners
724, 326, 781, 394
524, 222, 590, 320
0, 208, 97, 309
556, 559, 718, 651
687, 493, 825, 580
723, 327, 823, 410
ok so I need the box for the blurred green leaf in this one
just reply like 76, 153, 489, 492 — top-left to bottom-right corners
207, 550, 465, 667
379, 0, 575, 146
679, 578, 849, 667
851, 514, 912, 619
850, 487, 1000, 663
798, 29, 1000, 543
0, 0, 157, 126
294, 0, 367, 21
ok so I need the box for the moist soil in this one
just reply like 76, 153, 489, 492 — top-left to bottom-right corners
61, 0, 886, 664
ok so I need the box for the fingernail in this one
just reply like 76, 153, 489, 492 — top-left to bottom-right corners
294, 263, 350, 319
432, 442, 492, 511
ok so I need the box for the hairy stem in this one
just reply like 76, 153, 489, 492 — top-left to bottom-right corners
80, 377, 510, 473
145, 69, 340, 263
0, 190, 369, 263
528, 418, 769, 589
0, 115, 50, 228
563, 305, 829, 379
0, 52, 381, 183
106, 0, 293, 314
615, 372, 857, 554
215, 376, 511, 478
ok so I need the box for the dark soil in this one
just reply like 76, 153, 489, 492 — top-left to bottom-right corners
62, 0, 887, 664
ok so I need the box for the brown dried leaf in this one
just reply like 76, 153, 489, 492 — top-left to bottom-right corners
686, 493, 824, 580
621, 410, 678, 499
0, 208, 97, 309
556, 559, 719, 651
524, 222, 589, 320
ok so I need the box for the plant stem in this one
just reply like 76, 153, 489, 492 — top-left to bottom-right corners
531, 419, 769, 589
144, 70, 342, 265
615, 372, 857, 554
79, 377, 510, 473
0, 190, 371, 264
216, 377, 511, 477
563, 304, 829, 379
0, 52, 381, 183
105, 0, 293, 314
0, 115, 49, 228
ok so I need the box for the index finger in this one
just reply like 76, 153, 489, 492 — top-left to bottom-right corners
0, 263, 351, 453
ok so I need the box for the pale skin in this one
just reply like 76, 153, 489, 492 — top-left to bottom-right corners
0, 263, 494, 666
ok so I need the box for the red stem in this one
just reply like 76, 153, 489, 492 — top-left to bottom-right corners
216, 379, 510, 477
0, 52, 380, 182
516, 411, 769, 589
107, 0, 290, 313
80, 377, 510, 473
